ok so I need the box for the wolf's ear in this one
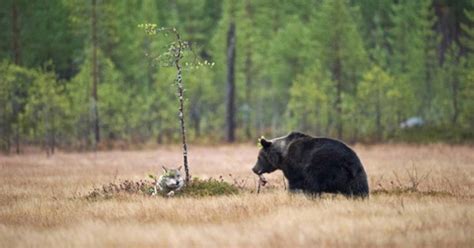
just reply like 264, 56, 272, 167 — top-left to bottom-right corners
260, 138, 272, 149
177, 166, 182, 171
162, 166, 168, 173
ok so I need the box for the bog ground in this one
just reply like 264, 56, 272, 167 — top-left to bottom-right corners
0, 144, 473, 247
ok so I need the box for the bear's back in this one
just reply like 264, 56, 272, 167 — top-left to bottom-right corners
283, 134, 368, 197
285, 135, 357, 162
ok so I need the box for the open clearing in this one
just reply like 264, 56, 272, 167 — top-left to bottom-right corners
0, 144, 473, 247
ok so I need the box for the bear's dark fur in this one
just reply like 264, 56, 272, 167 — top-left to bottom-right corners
252, 132, 369, 197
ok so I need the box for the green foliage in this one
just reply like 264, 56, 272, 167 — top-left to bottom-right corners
21, 64, 68, 152
313, 0, 368, 138
388, 0, 441, 120
357, 65, 399, 139
0, 62, 36, 152
286, 64, 331, 134
315, 0, 368, 88
67, 48, 129, 146
85, 177, 239, 200
85, 179, 154, 201
1, 0, 473, 150
393, 126, 474, 144
460, 8, 474, 129
461, 69, 474, 128
177, 177, 239, 197
461, 8, 474, 59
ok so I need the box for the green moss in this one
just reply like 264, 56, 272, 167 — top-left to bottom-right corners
176, 177, 239, 197
84, 177, 239, 200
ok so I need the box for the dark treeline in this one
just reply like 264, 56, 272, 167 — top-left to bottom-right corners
0, 0, 473, 153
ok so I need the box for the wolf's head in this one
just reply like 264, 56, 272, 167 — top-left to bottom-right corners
158, 166, 185, 191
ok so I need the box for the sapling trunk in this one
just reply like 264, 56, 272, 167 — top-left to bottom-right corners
139, 24, 211, 184
91, 0, 100, 148
172, 29, 190, 183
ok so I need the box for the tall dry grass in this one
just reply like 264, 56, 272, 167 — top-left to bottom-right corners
0, 144, 473, 247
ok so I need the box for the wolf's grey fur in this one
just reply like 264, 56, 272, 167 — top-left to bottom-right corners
153, 166, 185, 197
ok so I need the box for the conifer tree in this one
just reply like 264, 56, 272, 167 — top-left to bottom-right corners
460, 7, 474, 127
314, 0, 367, 139
22, 67, 67, 155
357, 66, 398, 140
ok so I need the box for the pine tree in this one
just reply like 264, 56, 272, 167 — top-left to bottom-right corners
357, 65, 398, 140
225, 4, 236, 143
68, 48, 127, 148
314, 0, 367, 139
460, 7, 474, 127
22, 67, 67, 155
389, 0, 440, 121
370, 14, 389, 69
286, 63, 330, 135
420, 0, 441, 119
389, 1, 419, 123
239, 0, 256, 139
441, 43, 462, 125
0, 62, 37, 153
461, 8, 474, 61
210, 0, 241, 139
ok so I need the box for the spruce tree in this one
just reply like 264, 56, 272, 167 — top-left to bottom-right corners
314, 0, 367, 139
460, 8, 474, 127
22, 67, 67, 155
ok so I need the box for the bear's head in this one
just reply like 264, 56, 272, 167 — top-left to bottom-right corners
252, 138, 282, 175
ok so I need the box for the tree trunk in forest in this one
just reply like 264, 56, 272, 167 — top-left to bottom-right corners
91, 0, 100, 148
11, 1, 21, 65
194, 117, 200, 138
335, 77, 342, 140
11, 0, 21, 154
451, 78, 459, 126
226, 21, 236, 143
45, 111, 55, 157
423, 66, 433, 117
244, 49, 252, 139
143, 37, 154, 90
191, 101, 201, 138
244, 0, 253, 139
333, 56, 343, 139
375, 93, 382, 141
51, 112, 56, 155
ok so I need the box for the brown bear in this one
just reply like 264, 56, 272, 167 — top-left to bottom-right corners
252, 132, 369, 197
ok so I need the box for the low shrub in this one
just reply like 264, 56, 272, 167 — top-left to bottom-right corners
177, 177, 239, 197
85, 180, 154, 200
84, 177, 240, 200
391, 125, 474, 144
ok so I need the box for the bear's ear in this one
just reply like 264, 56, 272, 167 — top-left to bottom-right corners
162, 166, 168, 173
177, 166, 182, 171
260, 138, 272, 149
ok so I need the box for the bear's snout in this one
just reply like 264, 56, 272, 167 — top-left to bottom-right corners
252, 165, 261, 175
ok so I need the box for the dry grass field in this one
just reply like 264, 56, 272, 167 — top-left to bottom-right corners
0, 144, 473, 247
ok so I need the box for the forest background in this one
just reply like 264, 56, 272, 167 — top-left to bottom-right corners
1, 0, 473, 154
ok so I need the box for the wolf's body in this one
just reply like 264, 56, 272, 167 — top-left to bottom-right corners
153, 166, 184, 197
